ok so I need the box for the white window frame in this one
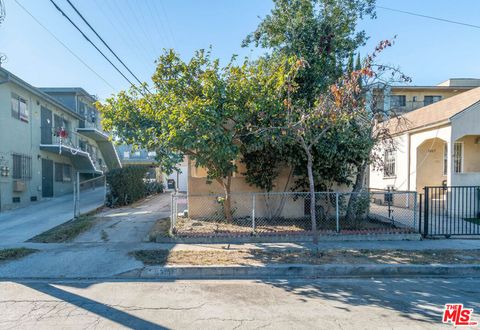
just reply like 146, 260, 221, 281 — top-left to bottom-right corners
383, 149, 396, 178
454, 142, 464, 173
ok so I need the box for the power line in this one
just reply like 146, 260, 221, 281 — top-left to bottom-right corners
377, 5, 480, 30
64, 0, 145, 86
48, 0, 137, 88
13, 0, 116, 91
98, 0, 152, 66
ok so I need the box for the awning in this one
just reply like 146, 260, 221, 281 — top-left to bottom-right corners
40, 144, 103, 174
76, 128, 122, 170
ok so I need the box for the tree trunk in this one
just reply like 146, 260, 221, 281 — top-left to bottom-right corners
272, 167, 293, 219
345, 161, 368, 225
306, 151, 318, 244
221, 176, 234, 223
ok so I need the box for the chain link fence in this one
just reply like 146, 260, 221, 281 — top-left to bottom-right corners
170, 190, 418, 237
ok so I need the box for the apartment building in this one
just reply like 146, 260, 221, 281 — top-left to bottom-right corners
375, 78, 480, 115
0, 67, 120, 211
116, 144, 188, 191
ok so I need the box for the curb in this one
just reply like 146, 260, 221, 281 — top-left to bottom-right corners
117, 264, 480, 279
156, 233, 422, 244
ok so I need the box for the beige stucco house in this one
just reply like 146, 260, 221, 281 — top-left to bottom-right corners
369, 86, 480, 193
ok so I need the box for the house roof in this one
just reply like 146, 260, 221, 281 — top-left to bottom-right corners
390, 86, 480, 134
39, 87, 97, 101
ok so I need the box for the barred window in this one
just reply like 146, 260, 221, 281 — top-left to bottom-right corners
11, 94, 29, 123
454, 142, 463, 173
12, 154, 32, 180
384, 149, 396, 177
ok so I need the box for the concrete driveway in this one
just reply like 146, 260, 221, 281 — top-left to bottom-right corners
73, 193, 171, 243
0, 189, 105, 244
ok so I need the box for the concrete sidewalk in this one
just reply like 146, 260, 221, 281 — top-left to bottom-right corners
0, 239, 478, 279
0, 189, 105, 244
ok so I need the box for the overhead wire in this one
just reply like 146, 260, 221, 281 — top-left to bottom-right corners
13, 0, 116, 91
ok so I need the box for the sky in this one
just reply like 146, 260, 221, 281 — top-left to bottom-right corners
1, 0, 480, 101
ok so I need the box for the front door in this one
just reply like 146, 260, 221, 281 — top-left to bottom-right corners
42, 159, 54, 197
40, 106, 52, 144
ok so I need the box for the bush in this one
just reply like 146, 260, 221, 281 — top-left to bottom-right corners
145, 180, 164, 195
106, 166, 148, 206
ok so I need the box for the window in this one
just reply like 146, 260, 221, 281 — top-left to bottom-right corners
424, 95, 442, 106
454, 142, 463, 173
384, 149, 396, 177
55, 163, 72, 182
443, 143, 448, 176
390, 95, 406, 107
123, 151, 130, 159
133, 151, 141, 157
11, 94, 29, 123
54, 114, 70, 132
147, 151, 157, 158
12, 154, 32, 180
63, 164, 72, 182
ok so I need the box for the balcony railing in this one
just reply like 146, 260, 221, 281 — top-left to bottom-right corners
40, 127, 103, 171
376, 100, 443, 114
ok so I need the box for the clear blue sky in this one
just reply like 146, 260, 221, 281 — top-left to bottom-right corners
1, 0, 480, 101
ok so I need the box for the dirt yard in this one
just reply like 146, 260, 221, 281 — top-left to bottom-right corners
131, 248, 480, 266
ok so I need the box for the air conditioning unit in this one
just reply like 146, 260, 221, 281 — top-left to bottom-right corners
13, 180, 26, 192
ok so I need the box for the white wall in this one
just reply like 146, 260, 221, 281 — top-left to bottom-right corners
369, 133, 409, 191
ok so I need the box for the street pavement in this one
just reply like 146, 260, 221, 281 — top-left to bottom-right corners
0, 189, 105, 244
0, 277, 478, 329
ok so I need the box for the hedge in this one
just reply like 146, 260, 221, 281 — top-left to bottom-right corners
106, 166, 148, 206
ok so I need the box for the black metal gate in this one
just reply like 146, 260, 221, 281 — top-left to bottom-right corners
421, 186, 480, 236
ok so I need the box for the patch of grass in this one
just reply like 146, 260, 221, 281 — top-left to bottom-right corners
28, 215, 96, 243
130, 250, 169, 265
130, 248, 480, 266
147, 217, 171, 242
464, 218, 480, 225
0, 248, 38, 262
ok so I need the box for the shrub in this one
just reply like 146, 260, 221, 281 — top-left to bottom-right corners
145, 180, 164, 195
106, 166, 148, 206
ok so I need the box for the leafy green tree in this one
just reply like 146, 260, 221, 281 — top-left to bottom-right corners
99, 50, 286, 223
240, 0, 378, 199
243, 0, 376, 104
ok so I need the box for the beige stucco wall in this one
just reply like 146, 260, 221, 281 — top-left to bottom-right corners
450, 102, 480, 186
415, 138, 447, 190
409, 125, 451, 192
390, 88, 465, 104
187, 159, 348, 220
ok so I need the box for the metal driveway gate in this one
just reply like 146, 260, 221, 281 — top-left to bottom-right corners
421, 186, 480, 236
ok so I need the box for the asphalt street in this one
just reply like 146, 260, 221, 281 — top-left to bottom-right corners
0, 277, 478, 329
